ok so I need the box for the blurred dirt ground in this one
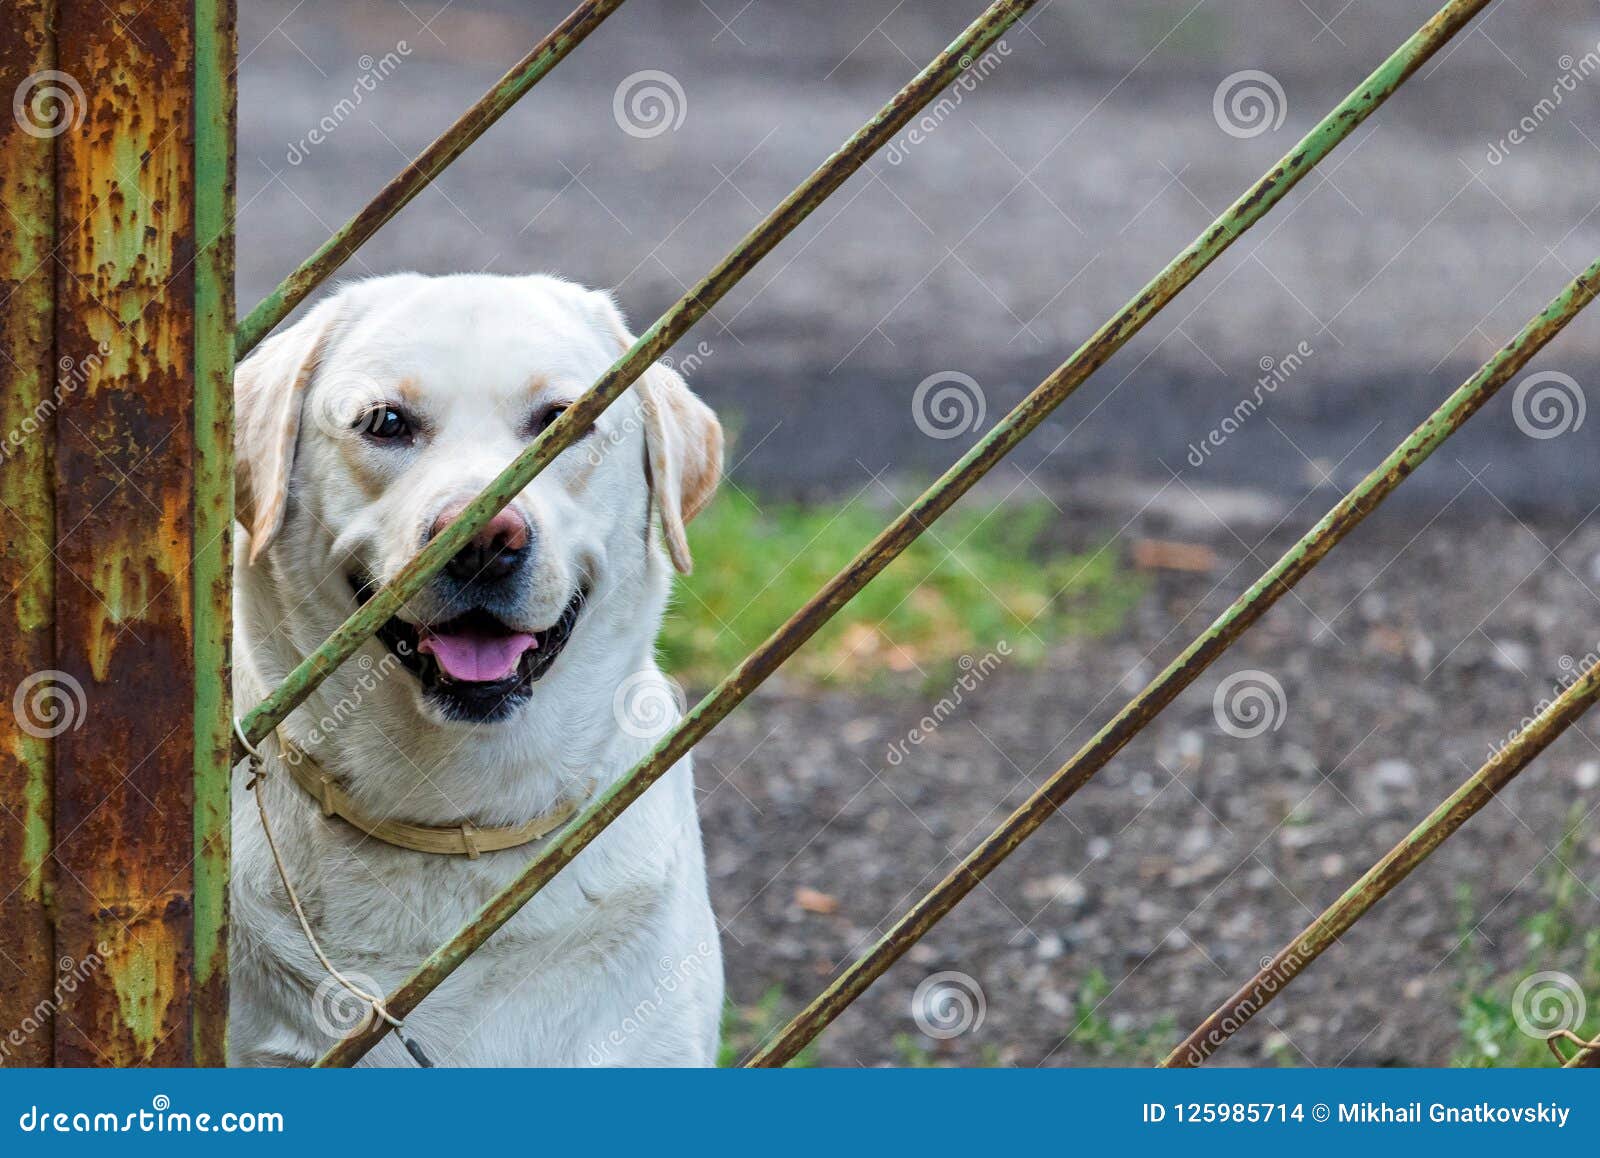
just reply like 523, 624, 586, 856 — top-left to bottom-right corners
697, 493, 1600, 1066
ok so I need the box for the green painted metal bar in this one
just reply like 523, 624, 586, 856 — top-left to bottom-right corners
234, 0, 628, 357
0, 0, 58, 1069
192, 0, 238, 1067
1166, 658, 1600, 1067
747, 254, 1600, 1067
235, 0, 1037, 765
317, 0, 1492, 1067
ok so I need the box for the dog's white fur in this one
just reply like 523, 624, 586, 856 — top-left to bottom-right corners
228, 273, 725, 1067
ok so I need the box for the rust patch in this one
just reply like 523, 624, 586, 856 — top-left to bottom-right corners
0, 0, 57, 1069
52, 0, 199, 1066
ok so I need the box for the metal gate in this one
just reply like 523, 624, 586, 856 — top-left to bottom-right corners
2, 0, 1596, 1068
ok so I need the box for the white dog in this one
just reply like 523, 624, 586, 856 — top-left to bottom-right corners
228, 273, 725, 1066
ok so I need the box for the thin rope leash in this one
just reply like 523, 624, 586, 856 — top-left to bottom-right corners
235, 718, 435, 1068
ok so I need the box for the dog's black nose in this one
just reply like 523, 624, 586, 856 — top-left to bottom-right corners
433, 503, 531, 584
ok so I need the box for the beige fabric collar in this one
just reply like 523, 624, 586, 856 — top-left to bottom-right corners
275, 732, 579, 858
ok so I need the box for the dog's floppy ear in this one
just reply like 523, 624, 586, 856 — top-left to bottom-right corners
583, 290, 723, 574
234, 297, 342, 563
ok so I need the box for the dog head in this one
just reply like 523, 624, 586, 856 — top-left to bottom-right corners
235, 273, 721, 726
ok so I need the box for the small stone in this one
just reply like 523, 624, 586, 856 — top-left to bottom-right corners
1022, 873, 1087, 907
840, 718, 877, 745
1490, 638, 1531, 673
794, 886, 839, 915
1575, 762, 1600, 791
1035, 932, 1065, 961
1087, 836, 1113, 861
1318, 852, 1346, 879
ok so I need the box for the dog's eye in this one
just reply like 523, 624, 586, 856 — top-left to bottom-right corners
356, 405, 411, 441
535, 405, 568, 435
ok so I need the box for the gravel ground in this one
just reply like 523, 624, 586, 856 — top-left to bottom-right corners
697, 488, 1600, 1066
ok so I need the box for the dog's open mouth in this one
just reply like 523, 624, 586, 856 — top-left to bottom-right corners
349, 575, 585, 722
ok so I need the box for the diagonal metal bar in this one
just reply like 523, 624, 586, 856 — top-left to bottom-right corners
317, 0, 1493, 1067
235, 0, 628, 357
1165, 658, 1600, 1067
234, 0, 1037, 766
747, 254, 1600, 1067
1565, 1042, 1600, 1068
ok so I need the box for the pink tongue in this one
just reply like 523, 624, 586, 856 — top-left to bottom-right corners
418, 628, 537, 683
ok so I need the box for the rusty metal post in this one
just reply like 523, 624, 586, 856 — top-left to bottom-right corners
0, 0, 58, 1068
48, 0, 234, 1066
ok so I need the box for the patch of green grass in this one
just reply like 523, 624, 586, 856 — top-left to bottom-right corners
717, 988, 816, 1068
1452, 807, 1600, 1067
1059, 969, 1178, 1066
662, 489, 1143, 688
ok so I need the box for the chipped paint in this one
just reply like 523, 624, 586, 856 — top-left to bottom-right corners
0, 0, 58, 1069
49, 0, 223, 1065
